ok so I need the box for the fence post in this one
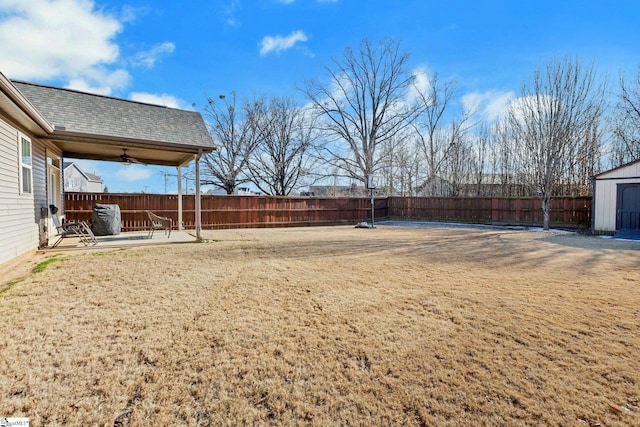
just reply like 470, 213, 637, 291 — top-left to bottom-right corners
491, 198, 499, 223
64, 193, 594, 231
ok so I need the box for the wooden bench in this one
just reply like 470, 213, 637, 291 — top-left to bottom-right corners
146, 210, 172, 238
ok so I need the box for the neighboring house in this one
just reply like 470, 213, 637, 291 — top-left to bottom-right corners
592, 159, 640, 235
206, 188, 227, 195
206, 187, 259, 196
415, 176, 453, 197
0, 72, 214, 268
236, 187, 259, 196
308, 184, 367, 197
63, 162, 103, 193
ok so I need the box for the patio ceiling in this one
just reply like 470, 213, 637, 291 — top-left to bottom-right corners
45, 129, 204, 167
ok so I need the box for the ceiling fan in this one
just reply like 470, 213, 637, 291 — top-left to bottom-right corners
119, 148, 146, 165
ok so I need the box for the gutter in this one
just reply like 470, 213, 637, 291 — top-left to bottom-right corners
49, 128, 216, 154
0, 72, 54, 134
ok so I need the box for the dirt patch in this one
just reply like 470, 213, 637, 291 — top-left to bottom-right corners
0, 225, 638, 426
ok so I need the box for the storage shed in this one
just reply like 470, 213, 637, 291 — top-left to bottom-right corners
592, 159, 640, 235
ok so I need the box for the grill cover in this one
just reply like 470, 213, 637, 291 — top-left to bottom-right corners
91, 204, 121, 236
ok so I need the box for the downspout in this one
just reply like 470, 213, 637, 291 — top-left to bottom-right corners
177, 166, 183, 231
195, 149, 203, 241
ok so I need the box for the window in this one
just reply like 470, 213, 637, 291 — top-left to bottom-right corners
19, 135, 32, 194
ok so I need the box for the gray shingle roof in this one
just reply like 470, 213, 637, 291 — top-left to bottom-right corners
12, 81, 214, 150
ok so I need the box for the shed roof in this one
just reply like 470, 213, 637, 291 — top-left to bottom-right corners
593, 158, 640, 179
12, 80, 214, 166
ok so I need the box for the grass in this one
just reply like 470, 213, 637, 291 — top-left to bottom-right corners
31, 254, 65, 274
0, 278, 24, 296
0, 225, 638, 426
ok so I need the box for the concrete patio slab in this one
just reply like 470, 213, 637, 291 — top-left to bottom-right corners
42, 230, 198, 252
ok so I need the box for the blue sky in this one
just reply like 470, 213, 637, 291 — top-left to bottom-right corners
1, 0, 638, 193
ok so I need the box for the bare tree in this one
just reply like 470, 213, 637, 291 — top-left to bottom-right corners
611, 68, 640, 165
563, 117, 603, 195
440, 125, 474, 196
411, 73, 460, 194
246, 96, 317, 196
491, 118, 529, 197
202, 92, 263, 194
469, 124, 491, 196
506, 59, 604, 229
379, 130, 423, 196
303, 38, 421, 185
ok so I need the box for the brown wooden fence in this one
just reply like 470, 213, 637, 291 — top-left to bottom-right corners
64, 193, 387, 231
387, 196, 592, 229
64, 193, 592, 232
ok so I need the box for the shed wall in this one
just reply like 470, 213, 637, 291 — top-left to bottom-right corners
593, 161, 640, 233
593, 179, 618, 232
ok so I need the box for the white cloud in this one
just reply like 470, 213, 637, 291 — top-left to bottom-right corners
129, 92, 185, 109
223, 0, 240, 26
407, 66, 432, 103
66, 68, 131, 96
462, 90, 515, 121
0, 0, 123, 81
115, 165, 153, 181
276, 0, 338, 3
0, 1, 180, 97
259, 30, 308, 56
132, 42, 175, 68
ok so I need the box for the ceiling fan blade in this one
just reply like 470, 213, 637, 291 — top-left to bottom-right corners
118, 148, 147, 165
128, 157, 147, 165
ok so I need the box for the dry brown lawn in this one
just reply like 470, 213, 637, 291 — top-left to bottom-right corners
0, 224, 639, 426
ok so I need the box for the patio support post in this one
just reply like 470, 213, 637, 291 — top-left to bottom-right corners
177, 166, 183, 230
195, 149, 203, 241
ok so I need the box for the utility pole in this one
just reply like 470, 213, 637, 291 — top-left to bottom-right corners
158, 170, 177, 194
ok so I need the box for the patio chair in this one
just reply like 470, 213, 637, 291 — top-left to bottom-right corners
146, 210, 172, 238
50, 206, 98, 248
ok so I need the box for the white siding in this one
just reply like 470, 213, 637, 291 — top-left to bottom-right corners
32, 140, 48, 247
0, 116, 38, 265
87, 180, 103, 192
64, 164, 103, 192
593, 161, 640, 233
64, 165, 86, 192
593, 179, 618, 232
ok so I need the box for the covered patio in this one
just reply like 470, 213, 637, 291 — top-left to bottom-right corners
41, 230, 198, 252
13, 80, 216, 243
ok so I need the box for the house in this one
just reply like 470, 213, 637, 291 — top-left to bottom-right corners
0, 73, 56, 265
308, 184, 368, 197
205, 187, 259, 196
63, 162, 103, 192
592, 159, 640, 236
236, 187, 259, 196
0, 73, 215, 268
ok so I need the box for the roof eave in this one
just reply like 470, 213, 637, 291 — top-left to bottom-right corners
0, 73, 54, 134
50, 128, 216, 154
593, 158, 640, 179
